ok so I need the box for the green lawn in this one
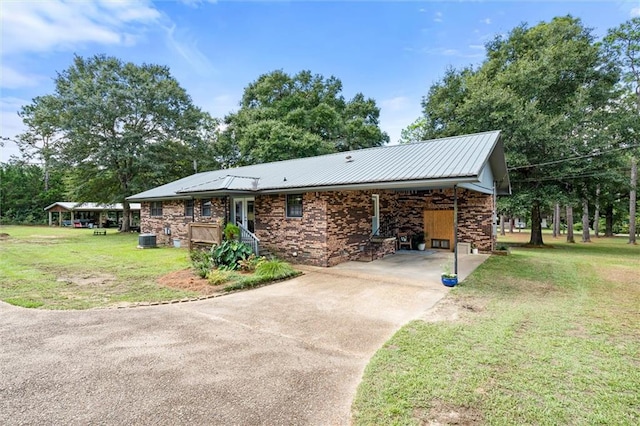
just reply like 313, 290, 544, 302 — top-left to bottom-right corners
353, 233, 639, 425
0, 225, 196, 309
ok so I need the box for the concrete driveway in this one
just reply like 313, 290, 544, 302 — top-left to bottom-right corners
0, 253, 485, 425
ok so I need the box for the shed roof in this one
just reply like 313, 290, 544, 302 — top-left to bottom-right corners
128, 130, 510, 201
44, 202, 141, 212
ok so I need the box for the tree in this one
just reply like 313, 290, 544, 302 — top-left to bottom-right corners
220, 70, 389, 165
403, 16, 619, 246
0, 160, 65, 224
16, 95, 65, 191
18, 55, 215, 230
604, 18, 640, 244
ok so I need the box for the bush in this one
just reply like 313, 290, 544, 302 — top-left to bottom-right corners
207, 269, 236, 286
224, 259, 300, 292
238, 254, 265, 272
224, 222, 240, 240
211, 240, 253, 270
190, 249, 213, 278
255, 259, 297, 279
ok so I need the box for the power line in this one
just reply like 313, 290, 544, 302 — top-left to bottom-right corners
508, 143, 640, 171
512, 169, 630, 183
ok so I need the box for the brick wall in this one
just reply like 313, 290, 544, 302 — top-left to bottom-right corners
254, 193, 328, 266
424, 189, 494, 252
325, 190, 373, 265
140, 188, 494, 258
140, 198, 227, 246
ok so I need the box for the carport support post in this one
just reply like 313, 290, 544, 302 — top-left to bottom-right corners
454, 185, 458, 275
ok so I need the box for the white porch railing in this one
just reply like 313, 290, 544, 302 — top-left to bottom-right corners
238, 224, 260, 255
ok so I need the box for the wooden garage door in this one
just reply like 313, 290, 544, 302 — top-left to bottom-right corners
424, 210, 454, 251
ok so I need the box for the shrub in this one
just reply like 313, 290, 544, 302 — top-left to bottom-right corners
190, 249, 213, 278
224, 259, 300, 292
238, 254, 266, 272
255, 259, 297, 279
224, 222, 240, 240
411, 232, 425, 248
211, 240, 253, 270
207, 269, 236, 286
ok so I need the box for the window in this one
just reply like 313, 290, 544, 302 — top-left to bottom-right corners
431, 239, 450, 249
286, 194, 303, 218
150, 201, 163, 217
184, 200, 194, 217
201, 199, 212, 217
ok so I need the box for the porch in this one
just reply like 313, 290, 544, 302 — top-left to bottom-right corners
320, 250, 490, 287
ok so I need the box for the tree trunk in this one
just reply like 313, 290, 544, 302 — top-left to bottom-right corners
509, 217, 514, 233
582, 198, 591, 243
594, 186, 600, 238
566, 205, 575, 243
605, 204, 614, 237
553, 203, 560, 238
630, 157, 637, 244
500, 214, 506, 236
121, 201, 130, 232
529, 202, 544, 245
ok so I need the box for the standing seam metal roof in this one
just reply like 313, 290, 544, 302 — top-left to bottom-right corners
127, 130, 509, 200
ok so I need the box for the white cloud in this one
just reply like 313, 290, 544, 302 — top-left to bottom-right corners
481, 18, 492, 25
381, 96, 410, 112
163, 25, 216, 76
434, 11, 443, 23
0, 97, 29, 162
180, 0, 218, 7
469, 44, 485, 51
0, 66, 43, 89
0, 0, 160, 55
632, 7, 640, 17
423, 47, 484, 59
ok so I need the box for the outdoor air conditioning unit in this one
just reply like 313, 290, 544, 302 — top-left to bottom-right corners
138, 233, 157, 249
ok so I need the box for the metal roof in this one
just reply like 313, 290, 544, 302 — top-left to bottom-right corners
128, 130, 510, 201
44, 202, 141, 212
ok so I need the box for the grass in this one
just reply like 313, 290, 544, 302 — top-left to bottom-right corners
352, 232, 640, 425
0, 225, 198, 309
222, 259, 301, 292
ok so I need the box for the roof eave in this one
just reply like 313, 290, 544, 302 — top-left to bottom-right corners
259, 176, 480, 194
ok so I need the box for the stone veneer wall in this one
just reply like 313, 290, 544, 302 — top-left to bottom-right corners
140, 198, 227, 246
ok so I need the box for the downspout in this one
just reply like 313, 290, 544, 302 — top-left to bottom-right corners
224, 196, 229, 226
454, 185, 458, 276
493, 181, 498, 251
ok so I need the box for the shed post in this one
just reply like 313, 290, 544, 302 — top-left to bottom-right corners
454, 185, 458, 275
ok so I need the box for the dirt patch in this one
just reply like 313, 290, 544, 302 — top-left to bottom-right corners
0, 233, 9, 239
421, 296, 490, 324
596, 266, 639, 285
57, 273, 116, 286
157, 269, 225, 295
415, 399, 484, 425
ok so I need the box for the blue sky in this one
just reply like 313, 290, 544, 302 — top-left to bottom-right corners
1, 0, 638, 162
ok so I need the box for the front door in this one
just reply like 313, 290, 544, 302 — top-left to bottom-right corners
233, 197, 255, 233
371, 194, 380, 235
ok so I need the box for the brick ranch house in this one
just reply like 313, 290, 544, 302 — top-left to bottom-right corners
127, 130, 510, 267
